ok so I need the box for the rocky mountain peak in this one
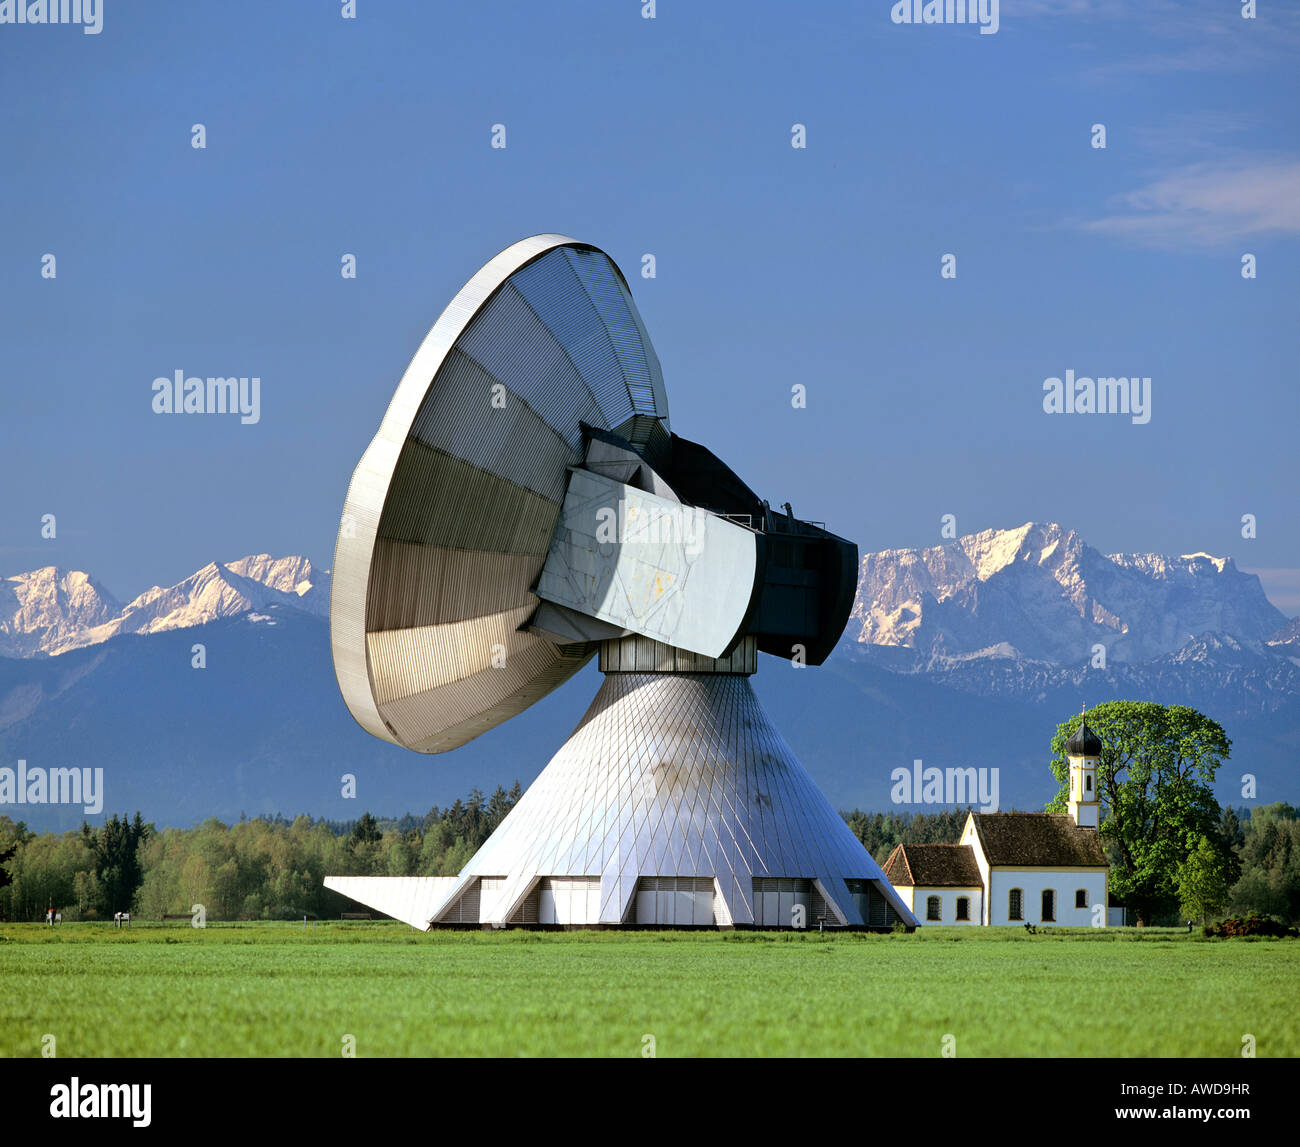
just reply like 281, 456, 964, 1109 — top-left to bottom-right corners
852, 522, 1285, 666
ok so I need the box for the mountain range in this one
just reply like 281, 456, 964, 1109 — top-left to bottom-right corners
0, 555, 328, 658
1, 524, 1295, 831
844, 522, 1299, 717
852, 521, 1287, 666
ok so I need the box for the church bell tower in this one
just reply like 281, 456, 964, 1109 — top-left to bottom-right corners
1066, 708, 1102, 829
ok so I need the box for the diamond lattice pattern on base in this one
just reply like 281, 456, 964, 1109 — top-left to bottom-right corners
441, 669, 912, 927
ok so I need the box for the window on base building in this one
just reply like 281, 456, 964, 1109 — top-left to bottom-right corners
956, 897, 970, 921
1008, 888, 1023, 921
926, 895, 941, 922
1075, 889, 1087, 909
1042, 889, 1056, 922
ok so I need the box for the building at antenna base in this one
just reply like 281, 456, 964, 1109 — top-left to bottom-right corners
327, 637, 914, 929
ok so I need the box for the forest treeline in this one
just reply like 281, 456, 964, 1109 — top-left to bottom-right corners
845, 808, 972, 866
1, 791, 1296, 924
0, 783, 522, 922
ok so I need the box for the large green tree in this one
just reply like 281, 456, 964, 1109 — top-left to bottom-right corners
1045, 701, 1238, 925
1177, 834, 1233, 925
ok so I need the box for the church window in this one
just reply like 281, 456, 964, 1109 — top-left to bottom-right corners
1075, 889, 1087, 908
926, 895, 941, 921
1042, 889, 1056, 922
1008, 888, 1023, 921
956, 897, 970, 921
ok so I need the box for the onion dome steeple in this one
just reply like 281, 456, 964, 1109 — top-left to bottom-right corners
1066, 709, 1103, 757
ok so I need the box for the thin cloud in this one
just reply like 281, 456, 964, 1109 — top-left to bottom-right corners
1129, 112, 1256, 161
1080, 160, 1300, 248
1013, 0, 1300, 76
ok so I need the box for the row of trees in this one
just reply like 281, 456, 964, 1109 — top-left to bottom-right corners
0, 783, 523, 923
1212, 802, 1300, 923
844, 808, 971, 867
5, 795, 1293, 924
1170, 803, 1300, 927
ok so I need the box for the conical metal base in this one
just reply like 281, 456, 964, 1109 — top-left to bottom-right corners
327, 638, 916, 929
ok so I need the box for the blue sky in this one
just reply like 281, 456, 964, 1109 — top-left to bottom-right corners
2, 0, 1298, 611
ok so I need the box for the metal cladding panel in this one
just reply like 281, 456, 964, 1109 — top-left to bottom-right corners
454, 283, 604, 453
445, 665, 917, 928
376, 443, 559, 554
597, 634, 758, 675
331, 235, 667, 751
323, 876, 460, 931
365, 542, 539, 631
506, 247, 667, 433
561, 248, 666, 417
406, 346, 575, 504
381, 637, 593, 753
536, 470, 758, 659
367, 607, 537, 704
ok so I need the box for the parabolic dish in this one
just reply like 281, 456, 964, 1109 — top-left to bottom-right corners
330, 235, 671, 752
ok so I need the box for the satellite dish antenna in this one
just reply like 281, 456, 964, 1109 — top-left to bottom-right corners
326, 236, 917, 930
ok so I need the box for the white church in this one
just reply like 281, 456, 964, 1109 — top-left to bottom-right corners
884, 715, 1124, 926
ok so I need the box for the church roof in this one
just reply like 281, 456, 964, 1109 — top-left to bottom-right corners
883, 843, 983, 888
1066, 717, 1103, 757
969, 813, 1107, 868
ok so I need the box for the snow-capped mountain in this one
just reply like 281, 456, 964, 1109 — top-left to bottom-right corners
0, 555, 329, 658
851, 521, 1287, 667
224, 554, 329, 613
0, 568, 124, 659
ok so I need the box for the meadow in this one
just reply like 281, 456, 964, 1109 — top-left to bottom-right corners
1, 922, 1296, 1058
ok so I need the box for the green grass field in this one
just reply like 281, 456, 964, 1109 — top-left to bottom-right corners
2, 922, 1295, 1058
